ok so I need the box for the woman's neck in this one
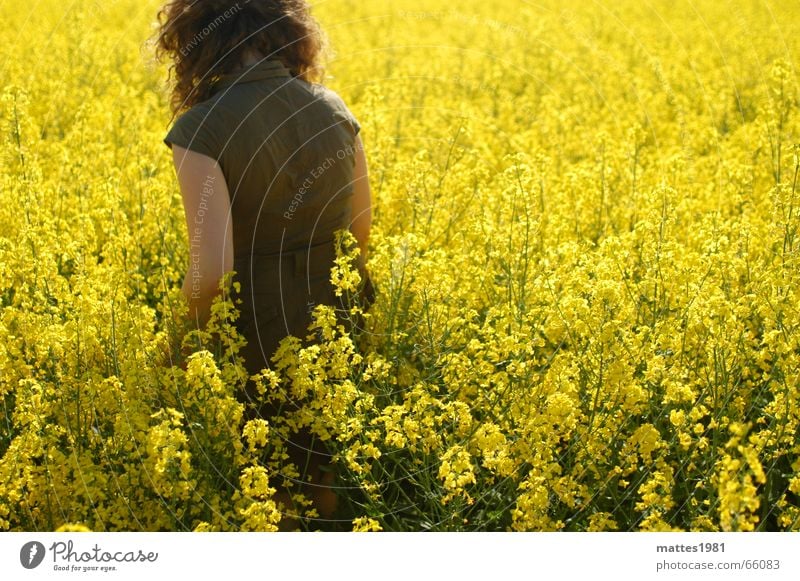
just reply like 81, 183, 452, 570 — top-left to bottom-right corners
240, 50, 265, 67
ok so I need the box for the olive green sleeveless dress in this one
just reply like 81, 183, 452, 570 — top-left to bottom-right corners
164, 58, 375, 503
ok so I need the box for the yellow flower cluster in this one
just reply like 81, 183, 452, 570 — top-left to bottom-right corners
1, 0, 799, 531
145, 408, 194, 502
438, 445, 477, 505
352, 516, 382, 532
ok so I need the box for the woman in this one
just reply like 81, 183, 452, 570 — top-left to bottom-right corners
155, 0, 375, 530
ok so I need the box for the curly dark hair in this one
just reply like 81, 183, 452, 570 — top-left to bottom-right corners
155, 0, 328, 113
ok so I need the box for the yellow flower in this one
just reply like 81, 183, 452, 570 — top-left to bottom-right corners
55, 523, 92, 532
242, 419, 270, 452
352, 517, 383, 532
438, 445, 476, 504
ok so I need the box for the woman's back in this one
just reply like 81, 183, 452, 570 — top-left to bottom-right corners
166, 58, 361, 255
164, 58, 368, 378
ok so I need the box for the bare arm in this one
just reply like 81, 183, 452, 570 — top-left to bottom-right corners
349, 134, 372, 266
171, 145, 234, 329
